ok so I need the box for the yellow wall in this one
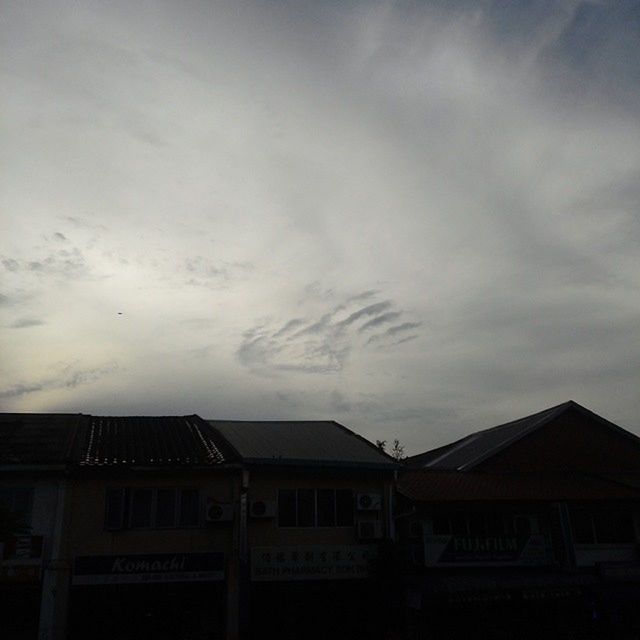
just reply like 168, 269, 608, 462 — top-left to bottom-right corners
247, 468, 392, 546
64, 466, 394, 557
66, 471, 240, 558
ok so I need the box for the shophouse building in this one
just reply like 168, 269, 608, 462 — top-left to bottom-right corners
206, 420, 398, 639
1, 413, 396, 640
1, 413, 83, 640
398, 401, 640, 640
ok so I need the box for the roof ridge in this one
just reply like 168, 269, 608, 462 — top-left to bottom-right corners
456, 403, 571, 471
422, 401, 575, 470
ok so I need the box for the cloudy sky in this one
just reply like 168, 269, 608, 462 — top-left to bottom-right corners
2, 0, 639, 453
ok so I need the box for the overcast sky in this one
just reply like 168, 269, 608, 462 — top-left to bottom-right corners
2, 0, 639, 453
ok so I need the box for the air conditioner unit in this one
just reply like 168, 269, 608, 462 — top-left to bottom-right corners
250, 500, 276, 518
358, 520, 383, 540
356, 493, 382, 511
205, 498, 233, 523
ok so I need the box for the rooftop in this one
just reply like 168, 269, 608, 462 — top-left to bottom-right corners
207, 419, 397, 469
406, 400, 638, 471
77, 415, 235, 467
0, 413, 82, 464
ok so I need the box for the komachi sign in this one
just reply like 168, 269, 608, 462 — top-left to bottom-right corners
73, 552, 225, 585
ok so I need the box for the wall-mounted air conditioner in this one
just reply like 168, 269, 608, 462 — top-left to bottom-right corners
250, 500, 277, 518
357, 520, 383, 540
205, 498, 233, 523
356, 493, 382, 511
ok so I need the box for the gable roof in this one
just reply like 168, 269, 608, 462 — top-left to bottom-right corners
406, 401, 639, 472
207, 420, 397, 469
77, 415, 235, 467
0, 413, 83, 465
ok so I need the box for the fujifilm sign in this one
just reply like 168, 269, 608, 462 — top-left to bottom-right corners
73, 553, 225, 585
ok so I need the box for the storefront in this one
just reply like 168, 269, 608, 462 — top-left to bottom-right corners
68, 552, 226, 640
249, 544, 386, 640
0, 535, 45, 640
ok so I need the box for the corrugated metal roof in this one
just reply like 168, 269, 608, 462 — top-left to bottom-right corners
410, 401, 579, 471
399, 469, 640, 502
0, 413, 82, 464
78, 415, 233, 466
207, 420, 397, 469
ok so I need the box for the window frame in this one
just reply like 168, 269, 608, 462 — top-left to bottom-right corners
105, 487, 201, 531
571, 508, 637, 545
277, 488, 354, 529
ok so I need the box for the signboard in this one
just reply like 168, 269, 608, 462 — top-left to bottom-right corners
424, 534, 549, 566
251, 545, 377, 582
1, 535, 44, 560
73, 552, 225, 585
0, 536, 45, 583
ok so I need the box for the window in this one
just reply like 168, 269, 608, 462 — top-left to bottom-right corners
570, 510, 595, 543
0, 487, 33, 529
278, 490, 297, 527
317, 489, 336, 527
571, 509, 636, 545
105, 488, 200, 530
297, 489, 315, 527
336, 490, 354, 527
130, 489, 154, 528
179, 489, 200, 527
105, 488, 127, 530
277, 489, 354, 528
156, 489, 176, 528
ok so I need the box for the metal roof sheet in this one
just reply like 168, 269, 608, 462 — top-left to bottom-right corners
207, 420, 397, 469
78, 415, 233, 466
410, 401, 602, 471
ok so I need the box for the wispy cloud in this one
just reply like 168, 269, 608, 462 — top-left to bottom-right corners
2, 0, 640, 451
237, 289, 421, 374
0, 361, 119, 399
9, 318, 44, 329
359, 311, 402, 332
1, 248, 90, 280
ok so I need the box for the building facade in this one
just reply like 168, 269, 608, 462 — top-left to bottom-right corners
399, 401, 640, 639
1, 413, 396, 640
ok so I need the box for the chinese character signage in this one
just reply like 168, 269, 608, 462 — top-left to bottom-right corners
73, 552, 225, 585
251, 545, 377, 581
424, 534, 550, 566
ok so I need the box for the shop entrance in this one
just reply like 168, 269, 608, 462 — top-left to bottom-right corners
69, 582, 226, 640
